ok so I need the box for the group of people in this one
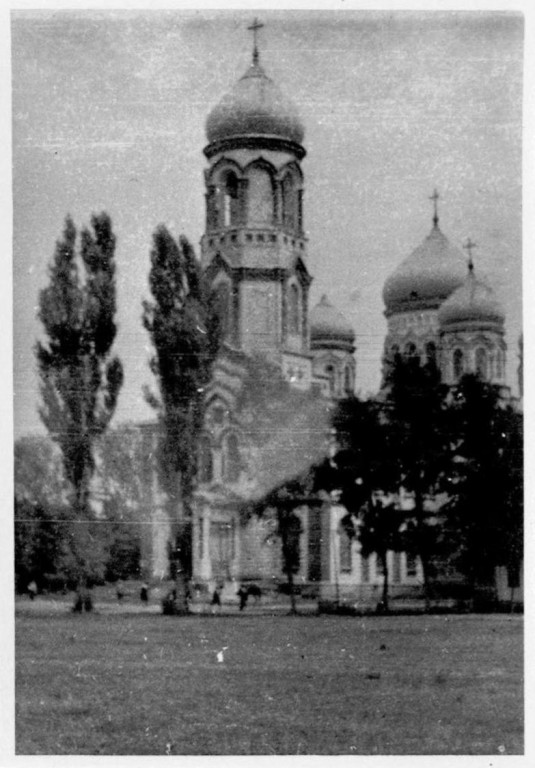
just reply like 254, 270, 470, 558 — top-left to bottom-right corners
26, 577, 262, 613
210, 583, 262, 612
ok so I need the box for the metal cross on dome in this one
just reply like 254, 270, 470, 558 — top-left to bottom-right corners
463, 237, 477, 272
248, 18, 264, 65
429, 188, 440, 227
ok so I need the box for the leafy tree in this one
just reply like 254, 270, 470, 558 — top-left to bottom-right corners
36, 213, 123, 608
142, 227, 221, 611
14, 497, 67, 593
442, 374, 523, 598
382, 354, 450, 609
313, 395, 402, 610
358, 497, 405, 612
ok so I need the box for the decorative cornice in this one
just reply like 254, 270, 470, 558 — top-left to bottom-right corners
204, 135, 306, 161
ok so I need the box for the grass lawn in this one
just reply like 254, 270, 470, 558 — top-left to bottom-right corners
15, 609, 523, 755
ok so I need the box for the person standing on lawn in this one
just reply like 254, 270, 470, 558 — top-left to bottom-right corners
211, 584, 222, 614
237, 584, 249, 611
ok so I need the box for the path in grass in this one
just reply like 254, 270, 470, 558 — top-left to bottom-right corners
15, 612, 523, 755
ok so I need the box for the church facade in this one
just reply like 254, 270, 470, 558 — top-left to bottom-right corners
144, 29, 515, 606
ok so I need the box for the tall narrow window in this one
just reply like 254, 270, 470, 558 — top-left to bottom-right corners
222, 171, 239, 227
475, 347, 488, 380
496, 349, 504, 379
325, 364, 336, 396
214, 282, 231, 339
344, 365, 353, 395
198, 434, 213, 483
224, 433, 240, 482
288, 283, 299, 334
297, 189, 304, 232
282, 173, 297, 231
453, 348, 464, 381
198, 517, 204, 560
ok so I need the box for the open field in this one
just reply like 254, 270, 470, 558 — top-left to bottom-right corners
15, 608, 523, 755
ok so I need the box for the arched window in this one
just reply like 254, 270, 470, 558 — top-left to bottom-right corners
475, 347, 488, 380
325, 364, 336, 396
247, 166, 274, 226
453, 348, 464, 381
344, 365, 353, 395
223, 171, 239, 227
224, 433, 240, 483
282, 173, 297, 231
214, 282, 231, 339
288, 283, 299, 334
198, 435, 213, 484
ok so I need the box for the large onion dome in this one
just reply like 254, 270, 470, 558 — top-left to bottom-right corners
205, 60, 305, 149
438, 265, 505, 331
383, 224, 467, 315
310, 295, 355, 351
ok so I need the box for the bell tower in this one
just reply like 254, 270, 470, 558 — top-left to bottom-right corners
201, 21, 313, 387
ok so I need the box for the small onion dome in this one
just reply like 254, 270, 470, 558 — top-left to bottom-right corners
438, 266, 505, 331
205, 61, 305, 147
310, 294, 355, 351
383, 225, 467, 315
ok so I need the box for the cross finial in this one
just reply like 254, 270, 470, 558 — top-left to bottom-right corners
463, 237, 477, 272
429, 188, 440, 228
247, 18, 264, 65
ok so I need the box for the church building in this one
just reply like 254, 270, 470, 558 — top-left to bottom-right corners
145, 24, 513, 606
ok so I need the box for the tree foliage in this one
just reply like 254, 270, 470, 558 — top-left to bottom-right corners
442, 374, 523, 588
381, 355, 451, 606
36, 213, 123, 513
142, 228, 221, 604
143, 228, 221, 505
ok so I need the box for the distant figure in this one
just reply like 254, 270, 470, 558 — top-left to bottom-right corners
140, 583, 149, 604
27, 580, 37, 601
116, 581, 125, 601
211, 585, 222, 614
237, 585, 249, 611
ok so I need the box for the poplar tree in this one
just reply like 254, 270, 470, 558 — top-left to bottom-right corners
142, 227, 221, 612
36, 213, 123, 607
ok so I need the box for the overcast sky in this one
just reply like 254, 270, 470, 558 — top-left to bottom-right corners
12, 8, 524, 438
